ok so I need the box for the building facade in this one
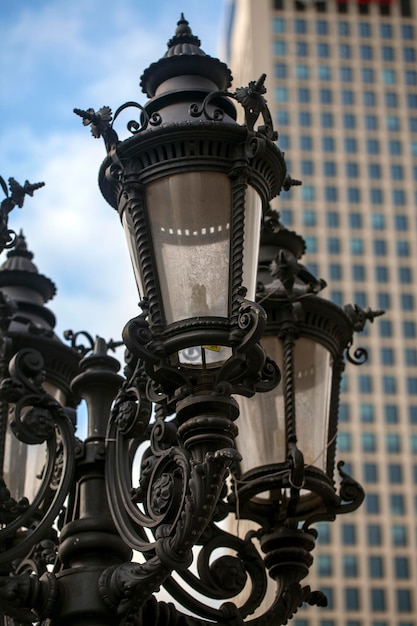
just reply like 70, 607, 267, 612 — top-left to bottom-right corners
226, 1, 417, 625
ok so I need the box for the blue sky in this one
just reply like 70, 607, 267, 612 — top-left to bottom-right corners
0, 0, 227, 353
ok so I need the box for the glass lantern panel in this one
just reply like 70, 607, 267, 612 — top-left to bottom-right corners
146, 172, 232, 325
3, 426, 47, 505
237, 335, 333, 474
242, 186, 262, 301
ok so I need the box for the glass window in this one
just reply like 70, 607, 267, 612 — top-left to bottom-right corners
278, 134, 290, 150
340, 66, 353, 82
386, 433, 401, 453
402, 24, 414, 39
275, 86, 288, 102
274, 41, 287, 56
317, 65, 331, 81
325, 187, 338, 202
391, 164, 404, 180
385, 92, 398, 107
339, 43, 351, 59
342, 90, 355, 105
407, 94, 417, 108
389, 139, 402, 154
320, 112, 334, 128
322, 136, 335, 152
352, 264, 365, 280
403, 321, 416, 338
305, 236, 317, 252
388, 464, 403, 483
300, 135, 313, 152
390, 494, 405, 515
378, 293, 390, 309
315, 522, 331, 544
362, 433, 376, 452
316, 20, 328, 35
301, 160, 314, 176
338, 432, 351, 452
382, 68, 396, 85
395, 558, 410, 579
343, 114, 356, 129
403, 47, 416, 62
276, 110, 289, 126
385, 405, 398, 423
366, 494, 380, 514
298, 87, 310, 102
379, 320, 392, 337
363, 92, 378, 109
370, 189, 384, 204
345, 138, 357, 153
326, 211, 339, 227
329, 263, 342, 280
360, 45, 372, 60
380, 23, 392, 38
301, 184, 315, 201
372, 213, 385, 229
376, 266, 388, 282
369, 556, 384, 578
367, 139, 380, 155
296, 64, 309, 80
317, 43, 330, 58
407, 377, 417, 394
298, 111, 311, 127
367, 524, 381, 545
359, 375, 373, 393
338, 21, 349, 36
365, 114, 378, 130
294, 18, 307, 34
296, 41, 308, 57
409, 406, 417, 423
302, 209, 316, 226
345, 588, 360, 611
396, 590, 412, 613
349, 213, 361, 229
343, 555, 358, 577
327, 237, 340, 253
401, 294, 414, 310
392, 525, 407, 546
273, 18, 285, 33
351, 238, 364, 255
382, 46, 395, 61
323, 161, 336, 176
383, 376, 397, 394
320, 89, 332, 104
368, 163, 381, 179
342, 524, 356, 544
339, 402, 349, 422
274, 63, 287, 79
317, 554, 332, 576
359, 22, 371, 37
347, 188, 361, 203
364, 462, 378, 481
380, 348, 394, 365
373, 239, 387, 255
346, 162, 359, 178
397, 240, 410, 257
405, 70, 417, 85
370, 589, 386, 611
404, 347, 417, 365
387, 115, 400, 131
362, 67, 374, 83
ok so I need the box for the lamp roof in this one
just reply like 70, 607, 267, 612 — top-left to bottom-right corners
140, 14, 232, 97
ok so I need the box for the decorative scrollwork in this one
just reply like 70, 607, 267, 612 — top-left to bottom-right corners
0, 348, 76, 565
345, 343, 368, 366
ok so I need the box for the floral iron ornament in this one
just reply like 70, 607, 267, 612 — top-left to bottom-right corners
0, 176, 44, 252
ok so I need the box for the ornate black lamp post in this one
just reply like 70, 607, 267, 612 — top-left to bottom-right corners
0, 16, 379, 626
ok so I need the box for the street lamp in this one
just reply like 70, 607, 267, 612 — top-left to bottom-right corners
0, 16, 379, 626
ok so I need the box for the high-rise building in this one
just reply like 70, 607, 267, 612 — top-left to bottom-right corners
225, 1, 417, 625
